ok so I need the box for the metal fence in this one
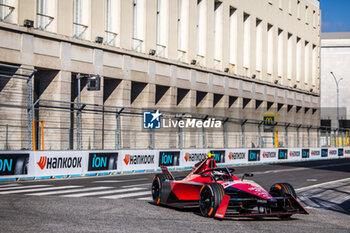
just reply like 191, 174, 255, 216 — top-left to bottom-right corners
1, 97, 348, 151
0, 63, 349, 151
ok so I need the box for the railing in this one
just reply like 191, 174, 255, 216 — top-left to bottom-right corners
0, 3, 14, 22
177, 49, 187, 62
156, 44, 166, 57
104, 30, 118, 46
132, 38, 143, 52
214, 59, 222, 70
73, 22, 88, 39
196, 54, 205, 66
37, 13, 54, 30
229, 63, 236, 74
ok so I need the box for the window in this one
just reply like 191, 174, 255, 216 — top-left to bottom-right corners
132, 0, 145, 52
287, 33, 293, 79
277, 28, 284, 77
256, 18, 263, 72
37, 0, 54, 31
279, 0, 283, 10
156, 0, 168, 57
0, 0, 5, 20
304, 41, 310, 84
177, 0, 189, 61
267, 24, 273, 75
0, 0, 15, 22
312, 10, 316, 28
243, 13, 250, 69
288, 0, 292, 14
105, 0, 120, 46
197, 0, 206, 61
214, 0, 223, 68
229, 7, 237, 68
268, 0, 272, 5
305, 5, 309, 24
312, 44, 317, 86
296, 37, 302, 82
73, 0, 89, 39
177, 0, 182, 50
297, 0, 301, 19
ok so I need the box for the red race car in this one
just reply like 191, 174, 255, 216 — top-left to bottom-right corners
151, 156, 308, 219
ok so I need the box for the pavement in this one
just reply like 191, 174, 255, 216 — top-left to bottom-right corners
0, 158, 349, 233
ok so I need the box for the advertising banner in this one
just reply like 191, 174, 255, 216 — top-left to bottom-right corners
88, 152, 118, 172
226, 149, 248, 165
278, 149, 288, 160
310, 148, 321, 159
0, 153, 30, 176
338, 148, 344, 157
181, 149, 208, 168
288, 148, 301, 161
34, 151, 86, 176
321, 148, 328, 158
328, 148, 338, 158
301, 149, 310, 159
261, 149, 278, 162
121, 150, 157, 171
248, 150, 261, 162
209, 150, 226, 164
344, 148, 350, 158
158, 151, 180, 167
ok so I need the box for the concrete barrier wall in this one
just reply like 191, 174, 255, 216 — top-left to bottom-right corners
0, 147, 349, 181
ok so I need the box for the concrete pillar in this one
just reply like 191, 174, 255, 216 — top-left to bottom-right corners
18, 0, 36, 26
57, 0, 73, 37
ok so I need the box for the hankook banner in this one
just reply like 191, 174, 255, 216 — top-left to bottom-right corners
34, 151, 86, 176
181, 149, 208, 167
121, 150, 157, 171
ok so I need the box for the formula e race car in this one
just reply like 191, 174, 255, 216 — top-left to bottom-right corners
151, 155, 308, 219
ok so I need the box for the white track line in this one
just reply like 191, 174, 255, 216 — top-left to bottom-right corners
242, 162, 350, 177
92, 178, 148, 183
122, 183, 150, 188
0, 184, 20, 188
100, 191, 151, 199
27, 186, 112, 196
138, 196, 152, 201
62, 187, 146, 197
0, 185, 50, 191
295, 177, 350, 192
0, 185, 81, 195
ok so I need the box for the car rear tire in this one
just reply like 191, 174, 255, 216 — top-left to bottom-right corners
152, 174, 165, 205
199, 183, 225, 218
269, 183, 296, 219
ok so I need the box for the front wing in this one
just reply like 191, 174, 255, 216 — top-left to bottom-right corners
214, 193, 309, 219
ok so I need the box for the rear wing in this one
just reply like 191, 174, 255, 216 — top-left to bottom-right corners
160, 166, 174, 180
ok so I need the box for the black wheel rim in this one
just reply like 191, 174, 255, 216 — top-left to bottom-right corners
199, 187, 213, 216
152, 178, 160, 201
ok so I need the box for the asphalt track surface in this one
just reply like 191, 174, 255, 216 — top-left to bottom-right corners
0, 158, 350, 233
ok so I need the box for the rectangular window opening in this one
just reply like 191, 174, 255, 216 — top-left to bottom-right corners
229, 6, 237, 69
267, 23, 274, 75
255, 18, 263, 72
243, 13, 251, 70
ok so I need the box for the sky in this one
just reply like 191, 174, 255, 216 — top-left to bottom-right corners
321, 0, 350, 32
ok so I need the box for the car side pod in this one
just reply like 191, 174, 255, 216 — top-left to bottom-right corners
214, 195, 230, 219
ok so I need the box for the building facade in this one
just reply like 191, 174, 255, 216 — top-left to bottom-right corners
321, 32, 350, 123
0, 0, 321, 150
